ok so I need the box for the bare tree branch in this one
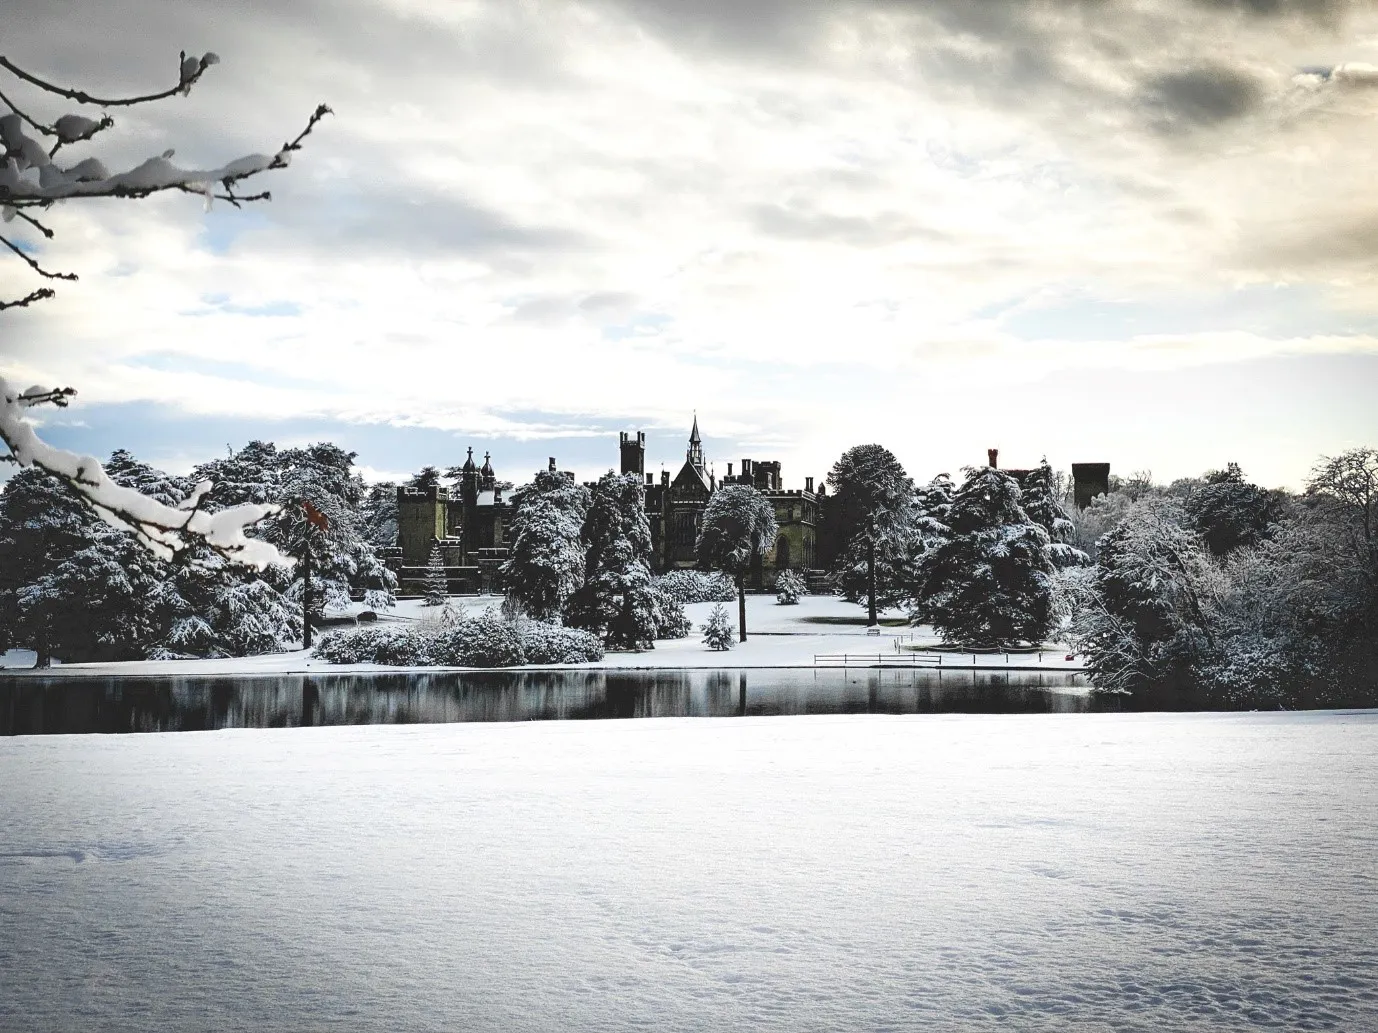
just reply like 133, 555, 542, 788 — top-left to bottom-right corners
0, 51, 218, 107
0, 286, 55, 310
0, 233, 77, 280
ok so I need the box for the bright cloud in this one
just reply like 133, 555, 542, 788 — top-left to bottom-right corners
3, 0, 1378, 488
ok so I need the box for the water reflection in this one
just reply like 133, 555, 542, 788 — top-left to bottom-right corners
0, 668, 1094, 735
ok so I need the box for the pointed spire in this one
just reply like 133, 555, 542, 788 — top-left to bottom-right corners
690, 411, 701, 444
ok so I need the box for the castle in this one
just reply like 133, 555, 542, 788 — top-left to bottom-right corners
391, 421, 1109, 594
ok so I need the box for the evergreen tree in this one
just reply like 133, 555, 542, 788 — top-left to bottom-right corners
407, 466, 443, 490
423, 543, 448, 606
197, 440, 396, 616
915, 466, 1057, 647
775, 569, 806, 605
1184, 463, 1283, 558
827, 444, 915, 626
701, 603, 734, 650
696, 484, 779, 642
564, 472, 660, 650
501, 468, 590, 621
359, 481, 399, 551
1020, 458, 1087, 568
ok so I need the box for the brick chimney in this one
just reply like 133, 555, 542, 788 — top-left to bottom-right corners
987, 448, 999, 469
548, 456, 556, 472
805, 476, 814, 493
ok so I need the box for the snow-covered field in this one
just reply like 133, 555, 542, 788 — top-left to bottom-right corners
2, 712, 1376, 1031
0, 594, 1084, 676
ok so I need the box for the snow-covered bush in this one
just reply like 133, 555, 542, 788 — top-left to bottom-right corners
650, 586, 693, 640
701, 603, 734, 650
775, 570, 807, 604
313, 626, 432, 665
517, 619, 605, 664
654, 569, 736, 604
315, 610, 607, 667
430, 609, 524, 667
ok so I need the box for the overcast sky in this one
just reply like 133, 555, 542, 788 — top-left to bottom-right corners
4, 0, 1378, 490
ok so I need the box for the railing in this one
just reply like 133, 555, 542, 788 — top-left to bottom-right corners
815, 651, 1065, 668
814, 653, 944, 667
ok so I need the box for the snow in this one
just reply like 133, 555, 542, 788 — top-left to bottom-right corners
1, 712, 1375, 1031
0, 595, 1085, 676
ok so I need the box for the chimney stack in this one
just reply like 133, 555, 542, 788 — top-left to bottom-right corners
987, 448, 999, 469
548, 457, 556, 472
806, 476, 814, 493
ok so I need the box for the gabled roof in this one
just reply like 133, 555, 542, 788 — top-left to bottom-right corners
671, 460, 710, 493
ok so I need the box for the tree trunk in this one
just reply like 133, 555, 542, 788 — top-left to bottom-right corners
737, 576, 747, 643
302, 538, 313, 650
867, 537, 878, 627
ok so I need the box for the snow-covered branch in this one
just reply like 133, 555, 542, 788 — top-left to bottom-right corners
0, 49, 330, 307
0, 375, 289, 568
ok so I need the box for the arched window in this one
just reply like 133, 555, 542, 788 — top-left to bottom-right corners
775, 535, 791, 569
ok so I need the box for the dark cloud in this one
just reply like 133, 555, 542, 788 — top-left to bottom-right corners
1141, 65, 1266, 129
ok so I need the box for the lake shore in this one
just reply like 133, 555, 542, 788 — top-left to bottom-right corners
0, 594, 1086, 678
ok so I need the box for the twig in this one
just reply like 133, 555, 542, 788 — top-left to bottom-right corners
0, 51, 215, 107
0, 286, 55, 310
0, 233, 77, 280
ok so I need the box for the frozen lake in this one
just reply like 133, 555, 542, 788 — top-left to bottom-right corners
2, 712, 1376, 1031
0, 668, 1092, 734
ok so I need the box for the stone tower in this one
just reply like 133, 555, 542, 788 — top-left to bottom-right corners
620, 431, 645, 477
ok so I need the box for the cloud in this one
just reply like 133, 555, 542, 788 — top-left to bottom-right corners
2, 0, 1377, 489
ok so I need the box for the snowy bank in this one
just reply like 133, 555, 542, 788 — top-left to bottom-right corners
0, 595, 1084, 677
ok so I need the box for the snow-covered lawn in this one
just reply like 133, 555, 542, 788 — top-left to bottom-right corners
0, 595, 1082, 676
2, 712, 1375, 1031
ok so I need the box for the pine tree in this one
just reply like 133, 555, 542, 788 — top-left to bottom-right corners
701, 603, 735, 650
1020, 458, 1086, 568
696, 484, 779, 641
827, 444, 915, 626
564, 472, 660, 650
501, 468, 590, 620
915, 465, 1057, 647
423, 543, 448, 606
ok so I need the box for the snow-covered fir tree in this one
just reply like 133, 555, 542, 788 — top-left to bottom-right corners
915, 465, 1057, 647
0, 453, 301, 664
775, 569, 806, 605
696, 483, 779, 641
1183, 463, 1283, 558
1020, 459, 1087, 568
827, 444, 916, 626
423, 544, 448, 607
564, 472, 660, 650
194, 441, 396, 617
701, 603, 735, 651
501, 468, 590, 621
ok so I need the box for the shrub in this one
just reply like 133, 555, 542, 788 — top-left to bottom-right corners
775, 570, 807, 605
430, 609, 525, 667
701, 603, 735, 650
518, 619, 605, 664
654, 569, 737, 604
650, 586, 693, 640
314, 611, 609, 667
313, 625, 432, 665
